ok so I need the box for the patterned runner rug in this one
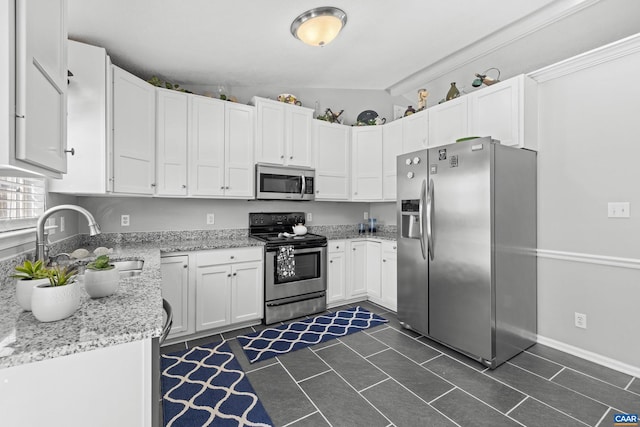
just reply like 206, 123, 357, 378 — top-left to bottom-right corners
161, 341, 273, 427
237, 306, 388, 363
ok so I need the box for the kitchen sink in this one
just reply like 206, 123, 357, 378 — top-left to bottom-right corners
112, 260, 144, 277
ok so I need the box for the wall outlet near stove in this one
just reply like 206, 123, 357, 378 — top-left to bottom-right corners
206, 213, 215, 225
306, 213, 312, 222
574, 312, 587, 329
121, 215, 130, 227
364, 212, 369, 220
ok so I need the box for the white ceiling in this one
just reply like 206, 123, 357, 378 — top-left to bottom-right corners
68, 0, 640, 100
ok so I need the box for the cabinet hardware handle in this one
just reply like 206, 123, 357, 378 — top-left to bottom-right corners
330, 260, 333, 263
354, 192, 357, 195
15, 114, 25, 119
226, 186, 230, 190
336, 246, 339, 249
233, 272, 237, 276
183, 265, 187, 268
182, 184, 186, 188
316, 190, 319, 193
151, 183, 156, 187
383, 259, 386, 262
64, 148, 75, 156
227, 274, 231, 277
393, 246, 396, 249
220, 186, 224, 190
230, 256, 235, 259
289, 156, 293, 159
280, 155, 284, 159
353, 248, 356, 251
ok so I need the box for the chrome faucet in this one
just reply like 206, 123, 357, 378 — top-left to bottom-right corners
36, 204, 101, 262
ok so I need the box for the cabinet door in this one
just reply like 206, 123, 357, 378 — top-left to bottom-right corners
160, 255, 189, 337
382, 120, 403, 201
195, 265, 230, 331
351, 127, 382, 201
327, 251, 346, 304
428, 97, 468, 147
469, 77, 520, 147
313, 121, 350, 200
366, 241, 382, 300
381, 242, 398, 311
230, 261, 263, 324
188, 95, 225, 196
402, 110, 429, 153
286, 107, 313, 167
112, 66, 156, 194
225, 103, 255, 198
255, 101, 285, 164
156, 89, 188, 196
14, 0, 67, 174
348, 241, 368, 297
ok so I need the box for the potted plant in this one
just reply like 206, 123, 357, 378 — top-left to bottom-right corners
12, 259, 51, 311
83, 255, 119, 298
31, 265, 80, 322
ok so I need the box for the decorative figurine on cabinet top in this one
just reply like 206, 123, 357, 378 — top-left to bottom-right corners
417, 89, 429, 111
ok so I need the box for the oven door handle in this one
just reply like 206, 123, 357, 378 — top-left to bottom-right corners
267, 246, 324, 255
300, 173, 306, 198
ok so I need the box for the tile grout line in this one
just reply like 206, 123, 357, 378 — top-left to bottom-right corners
363, 327, 448, 365
296, 368, 333, 385
595, 407, 612, 427
281, 411, 320, 427
505, 395, 528, 416
358, 377, 391, 393
623, 376, 634, 391
548, 366, 566, 381
428, 385, 458, 405
244, 360, 280, 375
277, 360, 333, 427
364, 347, 394, 360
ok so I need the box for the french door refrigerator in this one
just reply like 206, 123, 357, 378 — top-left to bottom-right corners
397, 137, 537, 369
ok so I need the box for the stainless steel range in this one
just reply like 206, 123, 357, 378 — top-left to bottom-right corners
249, 212, 327, 324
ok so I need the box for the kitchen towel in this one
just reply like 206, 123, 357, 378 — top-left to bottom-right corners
161, 341, 273, 427
276, 245, 295, 281
237, 306, 388, 363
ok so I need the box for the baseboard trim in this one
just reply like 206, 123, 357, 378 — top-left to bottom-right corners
536, 334, 640, 378
537, 249, 640, 270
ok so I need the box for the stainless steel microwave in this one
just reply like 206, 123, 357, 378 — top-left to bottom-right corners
255, 164, 315, 200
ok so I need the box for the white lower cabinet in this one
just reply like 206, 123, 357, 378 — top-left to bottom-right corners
327, 240, 347, 304
194, 247, 263, 332
160, 247, 263, 341
328, 239, 397, 311
381, 241, 398, 311
160, 255, 189, 339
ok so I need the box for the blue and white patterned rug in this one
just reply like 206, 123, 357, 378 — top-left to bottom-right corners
237, 306, 388, 363
161, 341, 273, 427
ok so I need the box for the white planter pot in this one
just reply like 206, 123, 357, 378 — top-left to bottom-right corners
84, 267, 120, 298
15, 278, 50, 311
31, 281, 80, 322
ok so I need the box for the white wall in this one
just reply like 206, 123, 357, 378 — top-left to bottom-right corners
535, 44, 640, 368
76, 197, 370, 233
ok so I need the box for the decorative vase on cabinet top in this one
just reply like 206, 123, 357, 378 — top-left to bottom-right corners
446, 82, 460, 101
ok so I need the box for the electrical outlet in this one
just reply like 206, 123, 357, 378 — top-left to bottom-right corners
608, 202, 630, 218
206, 213, 215, 225
121, 215, 130, 227
60, 216, 65, 232
364, 212, 369, 220
306, 212, 312, 222
574, 312, 587, 329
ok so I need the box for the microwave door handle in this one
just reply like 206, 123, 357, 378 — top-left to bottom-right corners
301, 173, 306, 198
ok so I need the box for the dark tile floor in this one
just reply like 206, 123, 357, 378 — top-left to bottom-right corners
161, 301, 640, 427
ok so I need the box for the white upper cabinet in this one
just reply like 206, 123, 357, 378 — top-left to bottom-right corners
188, 95, 226, 196
112, 66, 156, 194
382, 119, 402, 201
9, 0, 68, 176
49, 40, 111, 194
313, 120, 350, 200
253, 97, 313, 167
401, 109, 428, 153
156, 88, 188, 196
468, 74, 538, 150
351, 126, 383, 201
428, 96, 469, 147
223, 102, 255, 198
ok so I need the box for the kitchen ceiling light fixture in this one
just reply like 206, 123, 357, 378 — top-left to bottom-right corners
290, 7, 347, 47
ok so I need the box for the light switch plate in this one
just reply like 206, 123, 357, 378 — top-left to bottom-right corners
608, 202, 630, 218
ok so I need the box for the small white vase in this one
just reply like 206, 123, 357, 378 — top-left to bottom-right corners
84, 267, 120, 298
15, 278, 50, 311
31, 281, 80, 322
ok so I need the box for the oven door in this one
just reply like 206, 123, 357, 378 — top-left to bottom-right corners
256, 164, 315, 200
265, 245, 326, 301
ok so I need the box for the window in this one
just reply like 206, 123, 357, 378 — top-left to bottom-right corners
0, 176, 46, 232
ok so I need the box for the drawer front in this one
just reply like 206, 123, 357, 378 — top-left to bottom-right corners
196, 247, 263, 266
328, 240, 346, 253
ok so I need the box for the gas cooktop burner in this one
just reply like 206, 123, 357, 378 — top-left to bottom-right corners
248, 212, 327, 247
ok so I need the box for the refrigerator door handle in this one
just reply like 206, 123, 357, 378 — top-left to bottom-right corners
419, 179, 427, 260
426, 178, 434, 260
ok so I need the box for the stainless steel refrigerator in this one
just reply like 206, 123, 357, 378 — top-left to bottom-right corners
397, 137, 537, 369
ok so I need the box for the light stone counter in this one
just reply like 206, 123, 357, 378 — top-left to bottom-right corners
0, 233, 264, 369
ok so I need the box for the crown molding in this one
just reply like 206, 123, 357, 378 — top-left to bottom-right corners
387, 0, 601, 96
527, 32, 640, 82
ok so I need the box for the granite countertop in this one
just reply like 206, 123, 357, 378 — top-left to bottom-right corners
321, 231, 397, 241
0, 237, 265, 369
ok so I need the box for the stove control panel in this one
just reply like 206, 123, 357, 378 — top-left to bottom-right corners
250, 212, 306, 227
